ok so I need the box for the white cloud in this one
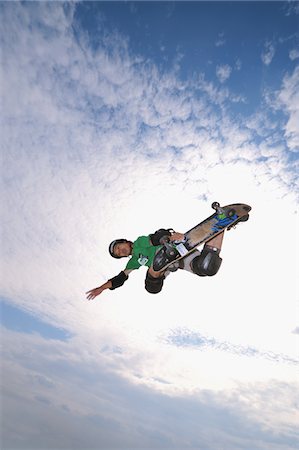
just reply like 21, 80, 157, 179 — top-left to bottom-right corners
289, 48, 299, 60
196, 73, 245, 106
2, 327, 299, 450
261, 40, 276, 65
216, 64, 232, 83
1, 3, 298, 448
235, 58, 242, 71
215, 32, 226, 47
277, 66, 299, 151
1, 0, 297, 349
284, 1, 299, 16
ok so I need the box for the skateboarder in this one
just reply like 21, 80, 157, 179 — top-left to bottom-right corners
86, 228, 224, 300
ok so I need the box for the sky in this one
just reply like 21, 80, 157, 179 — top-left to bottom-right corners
1, 1, 299, 449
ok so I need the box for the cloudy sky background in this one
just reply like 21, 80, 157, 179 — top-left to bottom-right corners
1, 1, 299, 449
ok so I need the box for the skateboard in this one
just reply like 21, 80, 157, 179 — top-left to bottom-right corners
153, 202, 251, 272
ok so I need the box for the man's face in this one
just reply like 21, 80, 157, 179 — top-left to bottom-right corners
114, 242, 132, 258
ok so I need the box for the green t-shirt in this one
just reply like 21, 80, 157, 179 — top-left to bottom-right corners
125, 235, 162, 271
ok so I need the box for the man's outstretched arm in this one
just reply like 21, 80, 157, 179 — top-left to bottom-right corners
86, 280, 112, 300
86, 269, 132, 300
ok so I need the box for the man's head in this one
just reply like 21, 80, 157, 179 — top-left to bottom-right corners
109, 239, 132, 258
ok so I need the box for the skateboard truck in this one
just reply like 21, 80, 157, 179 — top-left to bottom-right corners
212, 202, 236, 219
160, 236, 178, 258
227, 214, 249, 230
211, 202, 225, 215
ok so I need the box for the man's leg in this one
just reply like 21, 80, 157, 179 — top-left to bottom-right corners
205, 230, 224, 253
145, 231, 226, 290
145, 266, 166, 294
180, 231, 225, 276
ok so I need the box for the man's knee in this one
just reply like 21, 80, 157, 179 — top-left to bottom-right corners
191, 247, 222, 277
145, 271, 165, 294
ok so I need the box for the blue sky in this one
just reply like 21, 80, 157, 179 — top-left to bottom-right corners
75, 1, 298, 111
1, 1, 299, 449
0, 300, 70, 340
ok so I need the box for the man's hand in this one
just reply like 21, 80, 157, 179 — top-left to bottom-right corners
169, 232, 185, 242
86, 287, 105, 300
86, 281, 112, 300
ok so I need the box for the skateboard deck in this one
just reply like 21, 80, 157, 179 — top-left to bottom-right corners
153, 202, 251, 272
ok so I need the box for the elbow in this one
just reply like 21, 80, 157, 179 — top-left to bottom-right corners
109, 271, 129, 290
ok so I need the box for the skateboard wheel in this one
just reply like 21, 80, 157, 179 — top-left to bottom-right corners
212, 202, 220, 210
227, 208, 236, 217
239, 214, 249, 222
